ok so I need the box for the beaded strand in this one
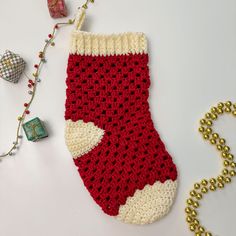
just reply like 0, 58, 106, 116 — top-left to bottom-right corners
0, 0, 94, 159
185, 101, 236, 236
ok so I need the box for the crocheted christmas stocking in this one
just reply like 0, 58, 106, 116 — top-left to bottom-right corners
65, 30, 178, 224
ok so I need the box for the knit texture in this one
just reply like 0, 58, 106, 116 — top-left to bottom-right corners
65, 31, 178, 224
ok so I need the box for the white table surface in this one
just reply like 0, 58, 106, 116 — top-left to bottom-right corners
0, 1, 236, 235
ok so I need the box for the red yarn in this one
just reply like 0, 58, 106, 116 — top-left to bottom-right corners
65, 53, 177, 216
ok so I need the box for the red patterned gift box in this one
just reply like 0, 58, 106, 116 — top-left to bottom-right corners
47, 0, 67, 18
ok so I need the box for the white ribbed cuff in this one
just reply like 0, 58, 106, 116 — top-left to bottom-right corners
69, 31, 148, 56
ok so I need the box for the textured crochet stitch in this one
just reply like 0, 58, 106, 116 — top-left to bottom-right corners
65, 31, 178, 224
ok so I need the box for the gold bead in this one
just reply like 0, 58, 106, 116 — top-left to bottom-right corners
225, 177, 231, 183
209, 185, 216, 191
190, 224, 196, 231
218, 182, 224, 188
212, 133, 219, 139
211, 107, 217, 113
224, 160, 230, 167
82, 4, 88, 9
191, 209, 197, 217
17, 116, 22, 121
231, 162, 236, 168
193, 219, 200, 225
217, 175, 224, 182
219, 138, 226, 145
200, 119, 206, 125
201, 187, 208, 193
233, 103, 236, 109
206, 120, 213, 126
196, 193, 202, 200
225, 107, 231, 113
211, 114, 217, 120
230, 170, 236, 176
205, 113, 211, 119
206, 128, 212, 134
193, 201, 200, 208
222, 169, 229, 175
195, 233, 201, 236
223, 146, 230, 152
187, 198, 194, 205
232, 110, 236, 116
190, 190, 197, 197
205, 232, 212, 236
186, 216, 193, 223
227, 154, 234, 160
217, 145, 223, 151
217, 108, 223, 114
199, 226, 205, 233
68, 19, 74, 24
209, 178, 216, 184
201, 179, 208, 186
210, 139, 216, 145
199, 127, 205, 133
218, 102, 224, 108
222, 152, 228, 158
203, 134, 209, 140
185, 207, 192, 214
194, 183, 201, 190
225, 101, 232, 107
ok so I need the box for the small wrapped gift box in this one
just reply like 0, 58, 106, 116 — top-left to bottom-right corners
0, 50, 25, 83
23, 117, 48, 142
47, 0, 68, 18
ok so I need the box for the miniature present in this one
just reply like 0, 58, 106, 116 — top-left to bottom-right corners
23, 117, 48, 142
47, 0, 68, 18
0, 50, 25, 83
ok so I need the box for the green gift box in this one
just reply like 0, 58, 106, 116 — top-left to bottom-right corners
23, 117, 48, 142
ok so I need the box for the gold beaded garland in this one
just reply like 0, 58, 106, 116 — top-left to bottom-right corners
185, 101, 236, 236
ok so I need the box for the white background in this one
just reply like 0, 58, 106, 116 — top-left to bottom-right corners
0, 0, 236, 235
